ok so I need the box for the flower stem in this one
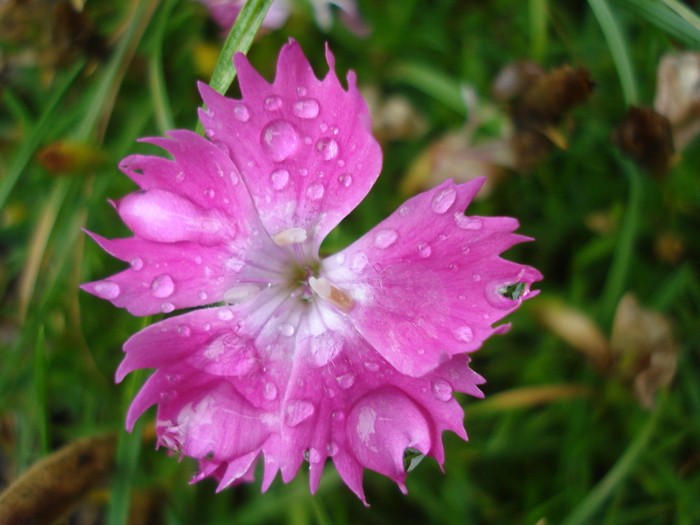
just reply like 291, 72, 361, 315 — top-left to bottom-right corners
195, 0, 276, 134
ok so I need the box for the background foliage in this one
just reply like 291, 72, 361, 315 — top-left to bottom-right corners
1, 0, 699, 523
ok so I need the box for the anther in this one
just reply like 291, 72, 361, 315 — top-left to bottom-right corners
309, 277, 354, 312
273, 227, 307, 246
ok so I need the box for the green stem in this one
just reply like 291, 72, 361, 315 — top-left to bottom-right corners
149, 0, 179, 133
561, 396, 664, 525
195, 0, 276, 134
599, 155, 643, 324
588, 0, 639, 106
529, 0, 549, 62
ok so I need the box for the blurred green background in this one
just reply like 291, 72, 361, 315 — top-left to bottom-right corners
1, 0, 699, 523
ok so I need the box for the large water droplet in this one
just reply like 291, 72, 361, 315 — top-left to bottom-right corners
454, 214, 483, 230
431, 379, 453, 402
452, 326, 474, 343
217, 308, 234, 321
94, 281, 120, 300
285, 400, 315, 427
264, 96, 282, 111
373, 229, 398, 249
261, 120, 298, 162
417, 242, 432, 258
279, 323, 295, 337
431, 186, 457, 214
350, 252, 368, 272
264, 382, 278, 400
336, 373, 356, 389
130, 257, 144, 271
338, 173, 353, 187
161, 302, 175, 313
293, 98, 320, 119
151, 274, 174, 298
315, 137, 339, 160
306, 182, 325, 200
233, 103, 250, 122
270, 168, 289, 190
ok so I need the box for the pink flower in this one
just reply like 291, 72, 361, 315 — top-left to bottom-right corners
82, 41, 542, 503
195, 0, 368, 35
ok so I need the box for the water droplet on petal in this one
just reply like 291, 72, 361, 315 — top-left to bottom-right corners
161, 302, 175, 313
285, 399, 315, 427
315, 137, 339, 160
205, 129, 214, 137
177, 325, 191, 337
130, 257, 143, 271
151, 274, 175, 298
350, 252, 368, 272
233, 103, 250, 122
94, 281, 120, 300
217, 308, 234, 321
417, 242, 432, 258
373, 229, 398, 249
230, 171, 239, 185
452, 326, 474, 342
307, 182, 324, 200
202, 323, 211, 331
261, 120, 298, 162
431, 186, 457, 214
336, 373, 356, 389
364, 362, 380, 372
297, 87, 307, 96
194, 256, 203, 265
166, 373, 180, 383
331, 410, 344, 421
431, 379, 454, 401
293, 98, 320, 119
308, 447, 322, 463
264, 382, 278, 400
337, 173, 353, 187
270, 168, 289, 190
399, 206, 410, 217
327, 442, 339, 456
279, 324, 295, 337
198, 291, 208, 301
454, 214, 483, 230
472, 274, 481, 281
264, 96, 282, 111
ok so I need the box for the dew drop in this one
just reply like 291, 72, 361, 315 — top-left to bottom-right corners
417, 242, 432, 258
161, 302, 175, 313
373, 229, 398, 249
230, 171, 239, 185
217, 308, 234, 321
315, 137, 339, 160
452, 326, 474, 342
285, 400, 315, 427
233, 103, 250, 122
177, 325, 191, 337
194, 256, 203, 264
297, 87, 307, 96
308, 447, 322, 463
260, 120, 298, 162
270, 168, 289, 190
364, 362, 380, 372
319, 122, 328, 132
399, 206, 410, 217
327, 442, 339, 456
431, 186, 457, 214
431, 379, 454, 402
454, 214, 483, 230
202, 323, 211, 331
279, 323, 295, 337
338, 173, 353, 187
204, 188, 215, 199
336, 373, 356, 389
293, 98, 320, 119
130, 257, 144, 271
150, 274, 175, 298
350, 252, 368, 272
335, 253, 346, 264
160, 389, 177, 401
94, 281, 120, 300
331, 410, 344, 421
472, 274, 481, 281
306, 182, 325, 200
264, 96, 282, 111
166, 373, 180, 383
263, 382, 278, 400
205, 128, 214, 137
198, 291, 208, 301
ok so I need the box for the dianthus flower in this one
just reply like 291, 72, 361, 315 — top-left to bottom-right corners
82, 41, 542, 503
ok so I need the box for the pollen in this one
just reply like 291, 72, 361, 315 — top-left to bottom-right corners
310, 276, 354, 312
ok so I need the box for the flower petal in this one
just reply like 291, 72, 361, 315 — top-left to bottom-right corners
326, 178, 543, 376
198, 40, 382, 251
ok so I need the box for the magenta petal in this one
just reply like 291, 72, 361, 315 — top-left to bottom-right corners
327, 178, 543, 376
198, 40, 382, 250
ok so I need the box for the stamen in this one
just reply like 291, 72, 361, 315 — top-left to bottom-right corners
224, 283, 260, 304
273, 227, 307, 246
310, 276, 354, 312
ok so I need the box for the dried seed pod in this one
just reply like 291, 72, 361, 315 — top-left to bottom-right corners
654, 52, 700, 150
612, 106, 675, 177
0, 433, 116, 525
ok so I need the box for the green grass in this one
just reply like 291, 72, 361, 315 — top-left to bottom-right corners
2, 0, 700, 523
